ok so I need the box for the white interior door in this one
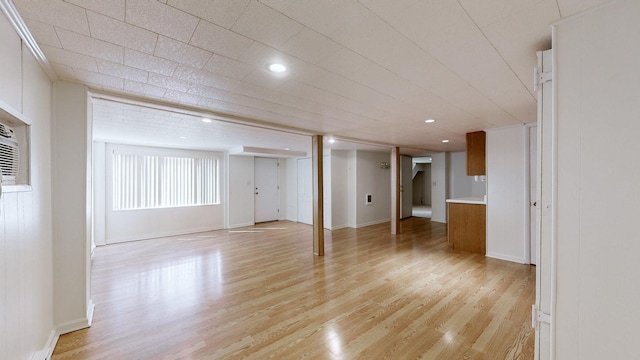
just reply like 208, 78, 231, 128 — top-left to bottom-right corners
254, 157, 279, 223
529, 125, 537, 265
400, 155, 412, 219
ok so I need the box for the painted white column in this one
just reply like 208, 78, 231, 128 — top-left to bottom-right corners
52, 81, 94, 333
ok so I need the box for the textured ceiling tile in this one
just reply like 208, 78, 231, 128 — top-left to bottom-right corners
174, 65, 237, 91
237, 41, 291, 70
283, 0, 365, 36
167, 0, 250, 29
190, 20, 254, 60
51, 63, 76, 80
56, 28, 124, 63
24, 19, 61, 47
14, 0, 90, 35
124, 49, 178, 76
358, 0, 421, 19
75, 69, 125, 90
41, 44, 98, 71
65, 0, 126, 21
203, 54, 255, 80
258, 0, 297, 13
242, 68, 288, 89
124, 79, 167, 98
163, 90, 202, 106
320, 47, 374, 78
231, 0, 304, 48
125, 0, 199, 42
279, 27, 342, 65
96, 59, 149, 83
388, 0, 469, 41
147, 73, 191, 92
154, 36, 212, 69
87, 11, 157, 54
557, 0, 612, 17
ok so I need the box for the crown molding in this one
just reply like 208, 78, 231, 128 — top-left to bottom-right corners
0, 0, 57, 81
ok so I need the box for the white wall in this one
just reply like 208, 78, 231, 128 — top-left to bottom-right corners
285, 157, 298, 222
0, 12, 55, 359
278, 158, 287, 220
355, 151, 391, 227
448, 151, 486, 199
486, 126, 527, 264
347, 150, 357, 227
323, 154, 331, 229
297, 157, 312, 225
103, 144, 225, 243
330, 150, 349, 229
93, 141, 106, 247
553, 2, 640, 358
228, 155, 254, 228
431, 152, 447, 223
52, 81, 94, 334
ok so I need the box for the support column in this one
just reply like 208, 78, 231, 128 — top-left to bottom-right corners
312, 135, 324, 255
391, 147, 401, 234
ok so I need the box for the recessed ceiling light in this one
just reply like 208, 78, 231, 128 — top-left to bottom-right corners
179, 136, 186, 139
269, 63, 287, 73
202, 118, 212, 123
284, 147, 290, 151
442, 139, 449, 143
328, 137, 336, 144
425, 119, 435, 123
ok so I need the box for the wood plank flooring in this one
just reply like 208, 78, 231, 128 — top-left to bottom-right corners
53, 218, 535, 359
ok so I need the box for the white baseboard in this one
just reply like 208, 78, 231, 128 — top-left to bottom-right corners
355, 218, 390, 228
107, 226, 223, 243
31, 329, 59, 360
486, 252, 528, 264
330, 224, 348, 230
56, 299, 94, 335
228, 222, 254, 229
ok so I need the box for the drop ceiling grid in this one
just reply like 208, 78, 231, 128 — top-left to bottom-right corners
20, 0, 490, 134
10, 0, 613, 154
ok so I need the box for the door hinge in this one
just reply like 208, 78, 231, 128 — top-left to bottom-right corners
531, 304, 552, 328
534, 68, 553, 91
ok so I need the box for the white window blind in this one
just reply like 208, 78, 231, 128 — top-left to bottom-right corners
113, 152, 219, 210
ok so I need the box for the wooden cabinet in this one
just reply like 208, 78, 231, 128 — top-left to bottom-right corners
466, 131, 486, 175
448, 202, 486, 254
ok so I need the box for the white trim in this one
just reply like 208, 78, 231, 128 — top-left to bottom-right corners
30, 329, 59, 360
330, 224, 349, 230
0, 0, 57, 81
355, 218, 391, 228
107, 226, 224, 244
0, 97, 32, 125
486, 252, 528, 264
228, 222, 254, 229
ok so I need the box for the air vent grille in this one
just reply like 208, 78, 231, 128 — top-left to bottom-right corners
0, 123, 19, 184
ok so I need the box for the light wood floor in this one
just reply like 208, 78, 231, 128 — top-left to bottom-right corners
53, 218, 535, 359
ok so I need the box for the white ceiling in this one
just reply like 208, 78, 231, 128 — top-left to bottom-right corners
11, 0, 610, 155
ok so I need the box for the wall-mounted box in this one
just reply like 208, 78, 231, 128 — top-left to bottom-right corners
0, 98, 31, 192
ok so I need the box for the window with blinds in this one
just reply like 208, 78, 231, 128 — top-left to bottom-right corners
112, 152, 219, 210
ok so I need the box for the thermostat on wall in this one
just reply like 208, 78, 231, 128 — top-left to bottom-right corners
366, 194, 372, 205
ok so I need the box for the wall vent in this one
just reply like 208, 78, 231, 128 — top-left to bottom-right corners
0, 123, 19, 185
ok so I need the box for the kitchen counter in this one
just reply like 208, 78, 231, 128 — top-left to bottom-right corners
446, 196, 486, 205
447, 198, 486, 254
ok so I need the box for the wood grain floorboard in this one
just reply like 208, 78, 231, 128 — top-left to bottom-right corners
52, 218, 535, 359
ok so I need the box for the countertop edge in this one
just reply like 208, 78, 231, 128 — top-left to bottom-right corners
446, 197, 486, 205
